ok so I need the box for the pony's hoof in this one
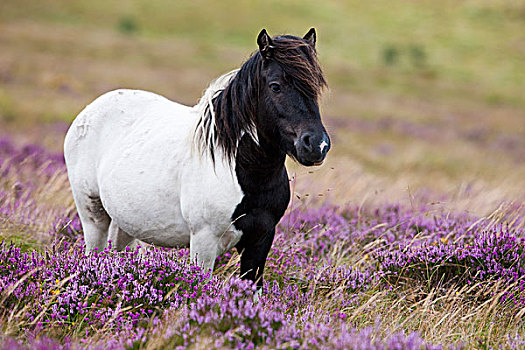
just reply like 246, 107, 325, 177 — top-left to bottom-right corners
253, 288, 262, 304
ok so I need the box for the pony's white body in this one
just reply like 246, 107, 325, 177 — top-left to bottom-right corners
64, 73, 245, 270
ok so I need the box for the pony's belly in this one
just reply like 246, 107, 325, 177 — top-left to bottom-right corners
100, 188, 192, 248
130, 226, 191, 248
107, 205, 192, 247
99, 173, 191, 248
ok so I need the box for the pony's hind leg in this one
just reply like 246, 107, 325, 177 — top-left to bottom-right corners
76, 194, 111, 253
108, 220, 137, 251
190, 228, 219, 275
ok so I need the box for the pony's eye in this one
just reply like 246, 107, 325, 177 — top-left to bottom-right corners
269, 83, 281, 93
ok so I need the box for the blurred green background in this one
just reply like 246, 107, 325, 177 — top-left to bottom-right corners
1, 0, 524, 211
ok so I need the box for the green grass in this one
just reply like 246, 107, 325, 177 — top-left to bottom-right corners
2, 0, 524, 99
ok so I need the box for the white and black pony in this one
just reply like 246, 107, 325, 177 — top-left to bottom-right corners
64, 28, 330, 287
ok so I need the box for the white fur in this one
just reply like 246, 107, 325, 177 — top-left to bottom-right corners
64, 73, 247, 273
320, 140, 328, 152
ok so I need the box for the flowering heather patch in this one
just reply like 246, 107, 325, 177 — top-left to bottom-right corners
0, 336, 124, 350
146, 277, 453, 350
0, 240, 454, 349
377, 225, 525, 302
0, 242, 211, 335
0, 137, 65, 178
279, 203, 478, 258
0, 336, 73, 350
1, 134, 524, 348
53, 214, 83, 243
0, 136, 72, 247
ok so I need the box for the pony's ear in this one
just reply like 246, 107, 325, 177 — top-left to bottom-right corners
257, 29, 273, 59
303, 28, 316, 48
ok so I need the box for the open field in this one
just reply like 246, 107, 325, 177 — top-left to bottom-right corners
1, 0, 525, 348
1, 0, 525, 211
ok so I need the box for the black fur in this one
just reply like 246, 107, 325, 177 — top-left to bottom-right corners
232, 135, 290, 287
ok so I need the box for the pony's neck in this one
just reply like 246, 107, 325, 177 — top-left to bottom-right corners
235, 129, 286, 179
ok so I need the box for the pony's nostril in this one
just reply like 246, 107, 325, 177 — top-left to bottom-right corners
301, 133, 313, 152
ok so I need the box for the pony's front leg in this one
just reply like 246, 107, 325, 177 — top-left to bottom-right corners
189, 228, 218, 275
237, 228, 276, 289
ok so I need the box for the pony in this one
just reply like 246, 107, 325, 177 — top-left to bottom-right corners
64, 28, 330, 287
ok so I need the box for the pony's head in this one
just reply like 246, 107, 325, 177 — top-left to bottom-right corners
195, 28, 330, 166
255, 28, 330, 166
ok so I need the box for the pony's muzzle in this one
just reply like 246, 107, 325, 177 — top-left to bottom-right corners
296, 132, 330, 166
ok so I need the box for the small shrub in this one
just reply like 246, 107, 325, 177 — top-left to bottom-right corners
117, 16, 139, 35
382, 45, 399, 66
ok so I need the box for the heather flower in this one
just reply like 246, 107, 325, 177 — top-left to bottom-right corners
0, 242, 212, 335
377, 225, 525, 304
0, 134, 516, 349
